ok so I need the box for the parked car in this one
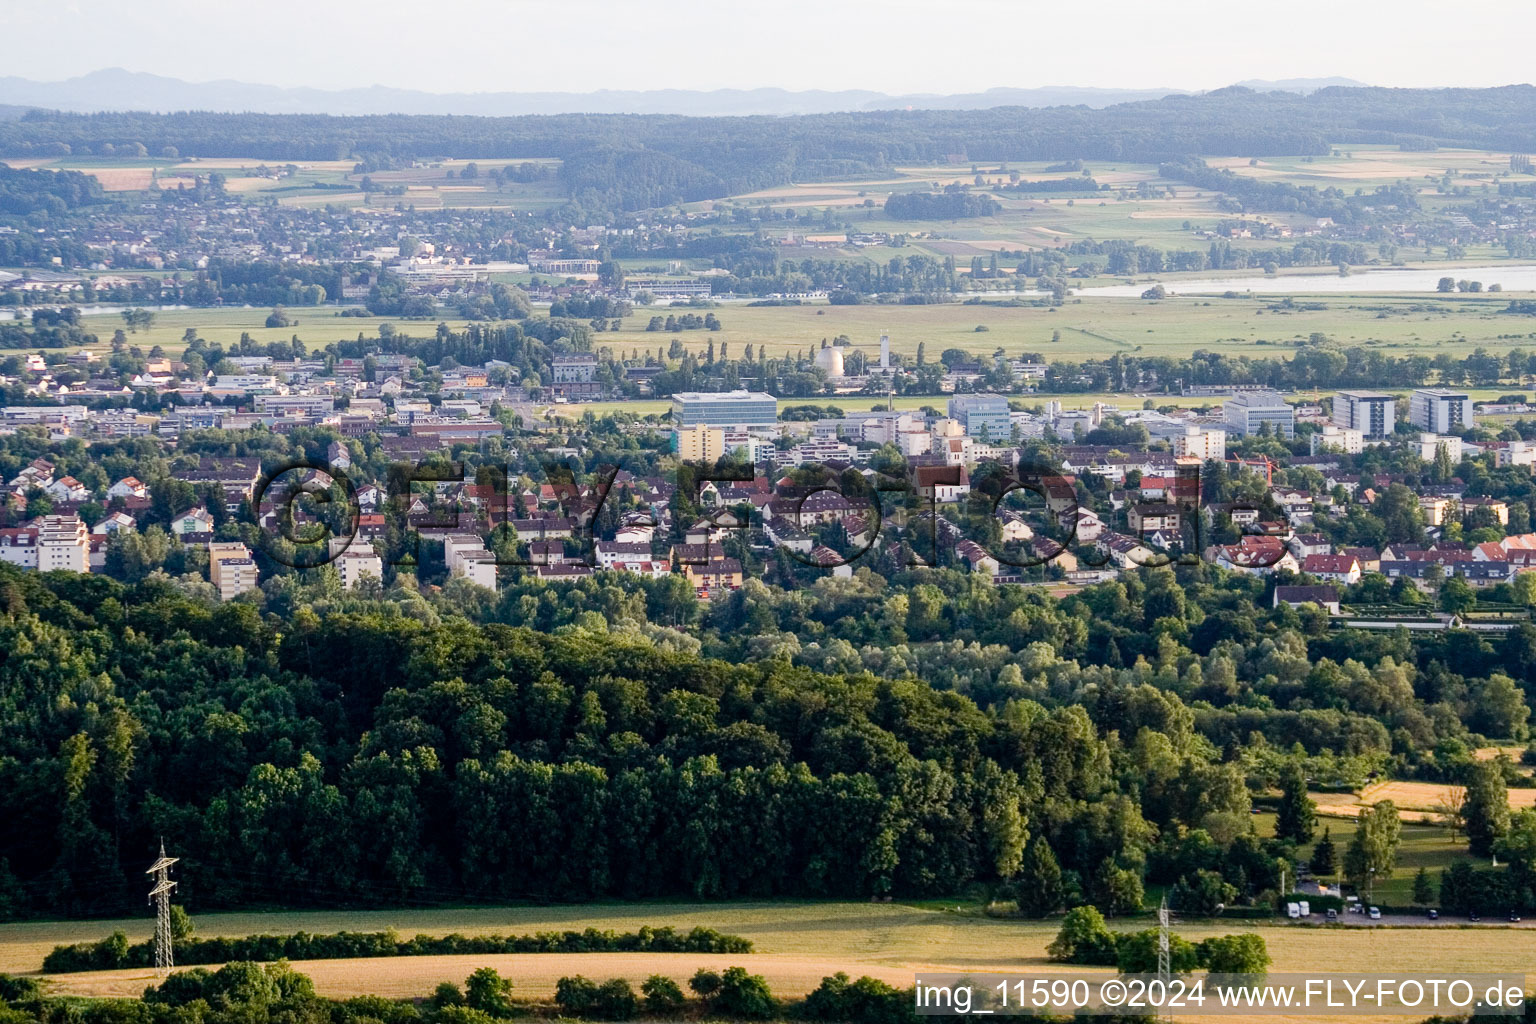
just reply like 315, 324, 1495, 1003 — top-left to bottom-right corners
1368, 906, 1381, 920
1427, 909, 1438, 920
1325, 908, 1339, 921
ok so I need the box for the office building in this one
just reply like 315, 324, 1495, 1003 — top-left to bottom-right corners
946, 393, 1012, 441
671, 391, 778, 431
1332, 391, 1395, 441
1410, 388, 1474, 433
1223, 391, 1295, 438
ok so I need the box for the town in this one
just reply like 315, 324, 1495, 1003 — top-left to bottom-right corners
1, 352, 1531, 631
9, 25, 1536, 1024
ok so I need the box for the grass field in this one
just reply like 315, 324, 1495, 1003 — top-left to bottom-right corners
57, 307, 480, 358
44, 287, 1533, 367
626, 292, 1536, 365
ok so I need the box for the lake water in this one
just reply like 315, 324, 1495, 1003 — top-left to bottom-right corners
1076, 264, 1536, 297
0, 303, 196, 321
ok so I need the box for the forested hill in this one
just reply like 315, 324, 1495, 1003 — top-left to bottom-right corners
0, 563, 1257, 917
4, 86, 1536, 212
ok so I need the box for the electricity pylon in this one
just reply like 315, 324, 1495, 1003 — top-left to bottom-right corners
146, 840, 179, 976
1157, 895, 1173, 1023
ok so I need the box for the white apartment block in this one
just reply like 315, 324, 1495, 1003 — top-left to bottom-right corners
1496, 441, 1536, 467
1415, 433, 1464, 463
37, 515, 89, 573
1332, 390, 1396, 440
1311, 424, 1363, 455
1410, 388, 1474, 433
0, 528, 39, 568
443, 534, 498, 590
1174, 426, 1226, 461
328, 537, 384, 589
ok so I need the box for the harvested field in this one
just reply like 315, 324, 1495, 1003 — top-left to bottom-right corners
15, 902, 1536, 1024
1310, 780, 1536, 822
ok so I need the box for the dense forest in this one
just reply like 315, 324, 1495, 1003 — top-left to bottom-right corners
883, 191, 999, 220
3, 542, 1536, 920
0, 164, 107, 216
6, 86, 1536, 213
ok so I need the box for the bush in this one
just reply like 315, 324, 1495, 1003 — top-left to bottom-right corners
434, 1007, 496, 1024
555, 975, 600, 1015
688, 969, 722, 998
1046, 906, 1118, 965
1198, 933, 1270, 975
464, 968, 514, 1018
555, 975, 639, 1018
803, 972, 916, 1024
594, 978, 639, 1020
715, 966, 776, 1019
1115, 930, 1199, 974
641, 975, 685, 1013
0, 975, 44, 1003
431, 982, 465, 1008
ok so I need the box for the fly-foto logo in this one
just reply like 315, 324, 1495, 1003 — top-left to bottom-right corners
247, 455, 1282, 573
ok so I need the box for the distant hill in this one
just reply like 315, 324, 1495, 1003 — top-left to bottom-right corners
0, 68, 1370, 117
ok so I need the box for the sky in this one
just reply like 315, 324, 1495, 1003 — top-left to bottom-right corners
7, 0, 1536, 95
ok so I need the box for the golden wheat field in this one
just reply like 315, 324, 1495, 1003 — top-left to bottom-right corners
6, 900, 1536, 1024
1311, 780, 1536, 822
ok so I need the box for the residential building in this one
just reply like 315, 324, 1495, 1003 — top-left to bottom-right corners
0, 527, 38, 568
1332, 390, 1396, 440
1223, 391, 1295, 438
1174, 426, 1226, 461
673, 424, 728, 462
1494, 441, 1536, 467
208, 541, 258, 600
1415, 433, 1464, 463
1302, 553, 1362, 585
328, 537, 384, 589
442, 534, 498, 590
1273, 585, 1341, 615
108, 477, 147, 500
1410, 388, 1474, 433
684, 557, 744, 599
36, 515, 89, 573
550, 354, 603, 399
171, 508, 216, 535
1311, 424, 1363, 455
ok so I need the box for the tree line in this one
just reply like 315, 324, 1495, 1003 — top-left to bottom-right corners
43, 924, 749, 973
9, 87, 1536, 215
